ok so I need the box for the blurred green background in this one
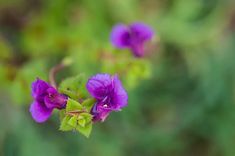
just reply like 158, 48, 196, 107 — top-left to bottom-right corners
1, 0, 235, 156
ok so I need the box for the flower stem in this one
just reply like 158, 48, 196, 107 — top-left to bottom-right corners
66, 110, 87, 116
49, 63, 65, 89
49, 57, 73, 88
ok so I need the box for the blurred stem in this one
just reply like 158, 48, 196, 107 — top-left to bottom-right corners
49, 63, 65, 89
49, 57, 73, 88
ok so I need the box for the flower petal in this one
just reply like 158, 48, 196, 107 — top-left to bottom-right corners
44, 88, 67, 109
112, 75, 128, 109
91, 103, 111, 122
31, 78, 50, 99
110, 24, 131, 48
29, 101, 53, 123
130, 42, 145, 57
130, 22, 154, 41
86, 74, 112, 99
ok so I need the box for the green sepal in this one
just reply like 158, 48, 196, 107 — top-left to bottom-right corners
79, 112, 93, 122
78, 118, 86, 127
66, 98, 83, 112
82, 98, 96, 111
60, 113, 93, 137
68, 116, 78, 127
76, 122, 92, 138
76, 112, 93, 137
59, 116, 74, 131
59, 109, 66, 121
59, 98, 93, 137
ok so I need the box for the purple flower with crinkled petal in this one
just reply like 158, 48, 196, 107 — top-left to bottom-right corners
86, 74, 128, 122
30, 78, 67, 123
110, 22, 154, 57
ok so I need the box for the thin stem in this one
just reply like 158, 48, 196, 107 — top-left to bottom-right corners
66, 110, 87, 116
49, 63, 66, 89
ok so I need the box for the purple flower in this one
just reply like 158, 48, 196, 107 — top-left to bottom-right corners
110, 22, 154, 57
86, 74, 128, 122
30, 78, 67, 123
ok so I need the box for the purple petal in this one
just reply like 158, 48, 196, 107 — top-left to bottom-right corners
111, 75, 128, 109
29, 101, 53, 123
86, 74, 112, 99
87, 73, 128, 122
110, 24, 131, 48
130, 42, 145, 57
91, 103, 111, 122
44, 88, 67, 109
31, 78, 50, 99
130, 22, 154, 41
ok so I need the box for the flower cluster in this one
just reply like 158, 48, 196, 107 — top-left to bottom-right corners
29, 22, 154, 137
110, 22, 154, 57
30, 78, 67, 123
30, 74, 128, 123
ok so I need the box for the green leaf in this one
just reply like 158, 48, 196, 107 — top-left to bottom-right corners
60, 112, 93, 137
66, 98, 83, 112
59, 109, 66, 121
60, 98, 93, 137
125, 59, 152, 89
78, 118, 86, 127
59, 116, 73, 131
76, 122, 92, 138
60, 98, 92, 137
68, 116, 78, 127
58, 74, 86, 99
80, 112, 93, 122
82, 98, 96, 111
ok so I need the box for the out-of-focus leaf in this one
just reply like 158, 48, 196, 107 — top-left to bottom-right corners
59, 74, 87, 100
0, 38, 12, 61
9, 59, 47, 105
125, 59, 152, 89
